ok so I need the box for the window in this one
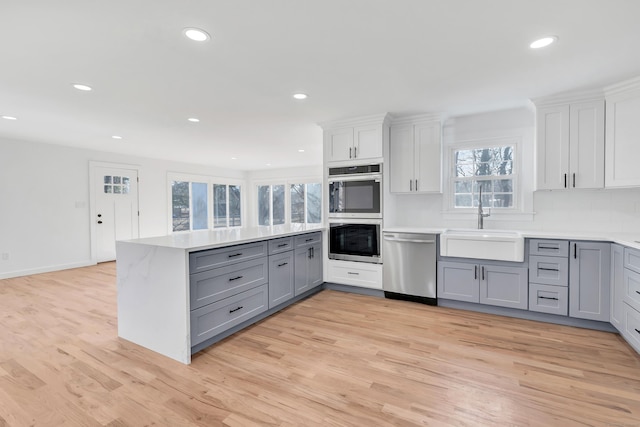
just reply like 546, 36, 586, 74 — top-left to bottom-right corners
452, 146, 515, 209
104, 175, 130, 194
170, 175, 242, 232
257, 181, 322, 226
258, 184, 285, 226
291, 183, 322, 224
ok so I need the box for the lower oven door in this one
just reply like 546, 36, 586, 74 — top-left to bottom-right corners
329, 221, 381, 264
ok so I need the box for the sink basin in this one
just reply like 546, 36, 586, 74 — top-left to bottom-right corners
440, 229, 524, 262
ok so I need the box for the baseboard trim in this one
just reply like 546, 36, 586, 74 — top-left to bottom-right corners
0, 260, 97, 280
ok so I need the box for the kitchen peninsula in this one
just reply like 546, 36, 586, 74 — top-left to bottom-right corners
116, 224, 324, 364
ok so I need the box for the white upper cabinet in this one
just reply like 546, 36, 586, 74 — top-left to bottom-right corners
535, 95, 604, 190
605, 77, 640, 188
389, 116, 441, 193
321, 114, 388, 164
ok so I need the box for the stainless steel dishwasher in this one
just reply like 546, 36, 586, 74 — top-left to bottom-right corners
383, 231, 437, 305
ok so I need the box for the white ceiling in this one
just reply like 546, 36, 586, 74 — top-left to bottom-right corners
1, 0, 640, 171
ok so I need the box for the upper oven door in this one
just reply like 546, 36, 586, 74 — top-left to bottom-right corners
328, 174, 382, 218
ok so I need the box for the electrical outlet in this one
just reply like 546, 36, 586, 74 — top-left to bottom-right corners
1, 253, 8, 261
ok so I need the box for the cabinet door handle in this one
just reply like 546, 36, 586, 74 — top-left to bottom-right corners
97, 220, 103, 224
228, 253, 243, 258
538, 246, 557, 250
229, 275, 244, 281
277, 243, 288, 248
635, 328, 640, 335
229, 306, 243, 314
277, 262, 288, 267
538, 296, 559, 301
538, 267, 559, 272
305, 238, 314, 242
482, 266, 485, 281
573, 173, 576, 188
474, 265, 478, 280
574, 243, 577, 259
354, 146, 357, 158
636, 290, 640, 295
347, 271, 359, 275
308, 248, 312, 259
410, 180, 413, 191
415, 179, 418, 191
564, 173, 567, 188
349, 147, 352, 159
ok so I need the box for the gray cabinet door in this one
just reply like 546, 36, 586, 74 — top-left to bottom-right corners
569, 241, 611, 321
308, 243, 323, 290
611, 244, 625, 331
437, 261, 479, 303
294, 247, 311, 295
268, 251, 294, 309
480, 265, 528, 310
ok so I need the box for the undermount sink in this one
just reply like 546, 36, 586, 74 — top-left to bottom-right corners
439, 229, 525, 262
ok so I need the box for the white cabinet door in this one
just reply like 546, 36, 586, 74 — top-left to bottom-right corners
353, 124, 382, 160
326, 127, 354, 163
605, 88, 640, 188
389, 124, 415, 193
536, 105, 570, 190
414, 121, 441, 193
569, 100, 604, 189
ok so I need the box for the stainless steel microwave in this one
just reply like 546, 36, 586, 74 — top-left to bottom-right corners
328, 164, 382, 219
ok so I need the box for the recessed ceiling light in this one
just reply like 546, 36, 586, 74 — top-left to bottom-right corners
298, 149, 305, 153
231, 157, 237, 160
188, 118, 200, 123
112, 135, 123, 140
530, 36, 558, 49
265, 163, 271, 166
73, 84, 92, 91
293, 93, 308, 100
183, 28, 211, 42
1, 115, 17, 120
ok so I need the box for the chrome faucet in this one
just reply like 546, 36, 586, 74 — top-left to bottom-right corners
477, 186, 490, 229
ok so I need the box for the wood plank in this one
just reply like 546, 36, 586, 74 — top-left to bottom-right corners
0, 262, 639, 426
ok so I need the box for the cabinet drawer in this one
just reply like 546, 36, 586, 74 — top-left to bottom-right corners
327, 260, 382, 289
190, 284, 268, 346
268, 237, 294, 255
190, 257, 268, 310
623, 267, 640, 313
189, 241, 267, 274
529, 255, 569, 286
624, 247, 640, 274
622, 303, 640, 354
529, 283, 568, 316
529, 239, 569, 257
295, 232, 322, 248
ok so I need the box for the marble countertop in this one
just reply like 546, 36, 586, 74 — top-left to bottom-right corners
382, 226, 640, 251
118, 223, 325, 252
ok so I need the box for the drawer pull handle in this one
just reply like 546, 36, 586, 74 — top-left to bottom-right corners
228, 253, 243, 258
229, 306, 244, 313
229, 275, 244, 281
347, 272, 360, 275
538, 246, 557, 250
277, 243, 289, 247
538, 267, 559, 272
277, 262, 288, 267
636, 291, 640, 295
305, 238, 314, 242
474, 265, 478, 280
635, 328, 640, 334
539, 296, 559, 301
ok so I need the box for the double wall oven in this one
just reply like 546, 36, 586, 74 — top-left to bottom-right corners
328, 164, 382, 264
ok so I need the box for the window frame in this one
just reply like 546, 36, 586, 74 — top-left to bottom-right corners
253, 178, 323, 227
167, 172, 244, 233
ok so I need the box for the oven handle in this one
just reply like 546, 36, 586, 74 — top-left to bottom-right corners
383, 237, 436, 244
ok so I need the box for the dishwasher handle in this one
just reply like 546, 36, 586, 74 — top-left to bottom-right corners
383, 237, 436, 244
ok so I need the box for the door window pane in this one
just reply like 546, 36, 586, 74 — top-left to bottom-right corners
272, 185, 285, 225
290, 184, 305, 223
213, 184, 227, 228
172, 181, 190, 231
191, 182, 208, 230
258, 185, 271, 226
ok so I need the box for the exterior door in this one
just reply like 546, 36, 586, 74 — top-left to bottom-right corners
94, 166, 139, 262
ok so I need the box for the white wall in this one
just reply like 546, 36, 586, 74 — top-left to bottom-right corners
386, 107, 640, 233
0, 137, 246, 279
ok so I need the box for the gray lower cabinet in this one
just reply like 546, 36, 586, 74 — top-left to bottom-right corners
268, 251, 294, 308
294, 243, 323, 296
527, 240, 569, 316
437, 261, 528, 309
529, 283, 569, 315
610, 244, 625, 331
621, 246, 640, 354
190, 284, 269, 346
569, 241, 611, 321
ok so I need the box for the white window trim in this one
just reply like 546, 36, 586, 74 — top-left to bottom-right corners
167, 172, 245, 233
442, 136, 534, 221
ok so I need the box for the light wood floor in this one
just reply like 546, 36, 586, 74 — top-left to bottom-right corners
1, 263, 640, 426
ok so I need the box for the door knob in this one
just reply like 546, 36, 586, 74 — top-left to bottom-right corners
97, 220, 103, 224
97, 214, 102, 217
